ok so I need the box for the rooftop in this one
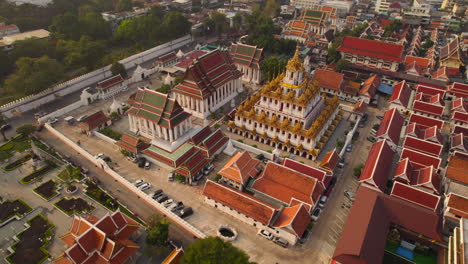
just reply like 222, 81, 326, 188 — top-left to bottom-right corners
337, 36, 404, 62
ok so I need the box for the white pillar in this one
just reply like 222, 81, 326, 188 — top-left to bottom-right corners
163, 128, 168, 141
169, 128, 174, 142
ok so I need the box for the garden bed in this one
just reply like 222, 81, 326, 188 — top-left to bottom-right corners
54, 197, 95, 216
20, 161, 57, 184
0, 199, 32, 226
33, 180, 59, 201
3, 153, 32, 171
7, 214, 54, 264
58, 165, 84, 181
99, 127, 122, 140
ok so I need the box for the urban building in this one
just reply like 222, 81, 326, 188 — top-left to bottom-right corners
96, 75, 127, 100
172, 49, 243, 119
0, 23, 20, 38
229, 50, 342, 159
229, 43, 263, 84
290, 0, 320, 9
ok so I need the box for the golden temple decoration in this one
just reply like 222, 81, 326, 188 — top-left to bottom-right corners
286, 48, 304, 72
280, 119, 290, 130
293, 122, 302, 133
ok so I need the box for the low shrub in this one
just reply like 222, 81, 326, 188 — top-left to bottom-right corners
252, 144, 257, 148
100, 127, 122, 141
237, 139, 243, 143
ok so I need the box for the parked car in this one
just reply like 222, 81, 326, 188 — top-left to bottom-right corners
338, 158, 345, 168
144, 161, 151, 170
318, 196, 328, 208
203, 164, 214, 175
48, 117, 59, 124
273, 237, 289, 248
361, 113, 368, 122
352, 131, 360, 139
151, 189, 163, 198
162, 199, 175, 207
36, 124, 44, 132
345, 144, 353, 152
138, 157, 146, 168
257, 229, 274, 240
376, 115, 383, 120
34, 111, 47, 119
311, 208, 321, 221
358, 121, 366, 128
367, 136, 377, 143
134, 179, 145, 187
256, 154, 266, 161
168, 172, 174, 181
139, 183, 151, 191
344, 190, 355, 201
176, 207, 193, 218
169, 202, 184, 212
77, 115, 88, 122
155, 195, 168, 203
127, 156, 137, 163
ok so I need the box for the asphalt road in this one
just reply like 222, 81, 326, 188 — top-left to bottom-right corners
36, 130, 197, 246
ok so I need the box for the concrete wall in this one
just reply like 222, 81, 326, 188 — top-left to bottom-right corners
1, 35, 193, 118
232, 140, 274, 160
45, 123, 206, 239
92, 131, 118, 144
38, 100, 84, 123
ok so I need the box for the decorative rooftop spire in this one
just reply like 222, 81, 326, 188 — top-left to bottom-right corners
286, 48, 304, 72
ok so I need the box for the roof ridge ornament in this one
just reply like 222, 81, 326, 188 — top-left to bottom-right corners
286, 48, 304, 72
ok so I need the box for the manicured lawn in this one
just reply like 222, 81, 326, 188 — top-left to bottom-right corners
0, 199, 32, 225
6, 214, 54, 264
33, 180, 59, 200
54, 197, 95, 216
0, 135, 31, 161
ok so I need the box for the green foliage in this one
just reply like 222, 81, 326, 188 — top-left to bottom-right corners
353, 163, 364, 177
175, 174, 186, 183
181, 237, 253, 264
3, 153, 32, 171
120, 149, 130, 156
4, 56, 64, 95
20, 162, 56, 184
110, 62, 127, 78
233, 13, 242, 30
115, 0, 132, 12
49, 13, 82, 40
383, 20, 402, 37
252, 144, 257, 148
0, 49, 13, 77
237, 139, 244, 143
157, 84, 171, 94
364, 34, 374, 40
261, 56, 287, 82
16, 124, 36, 137
328, 23, 368, 62
214, 124, 220, 129
12, 38, 55, 61
56, 36, 107, 71
213, 174, 222, 182
210, 11, 228, 36
336, 59, 351, 72
99, 127, 122, 140
146, 219, 170, 246
373, 124, 380, 130
267, 150, 272, 153
336, 141, 344, 148
110, 112, 119, 120
264, 0, 280, 17
58, 165, 84, 182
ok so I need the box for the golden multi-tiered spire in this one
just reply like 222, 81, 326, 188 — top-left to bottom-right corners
286, 48, 304, 72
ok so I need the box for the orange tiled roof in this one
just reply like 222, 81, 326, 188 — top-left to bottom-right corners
252, 162, 323, 208
446, 193, 468, 219
273, 203, 311, 237
445, 153, 468, 184
313, 69, 344, 91
218, 151, 260, 185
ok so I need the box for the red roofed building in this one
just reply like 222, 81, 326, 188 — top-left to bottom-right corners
319, 148, 340, 173
0, 24, 20, 38
402, 136, 443, 157
404, 56, 434, 74
390, 181, 441, 212
408, 113, 444, 129
54, 211, 140, 264
393, 158, 441, 194
432, 66, 451, 83
359, 140, 395, 192
230, 43, 263, 84
155, 52, 178, 68
450, 133, 468, 153
447, 82, 468, 99
79, 111, 111, 135
401, 148, 441, 169
452, 111, 468, 126
196, 129, 228, 158
376, 108, 405, 147
283, 158, 332, 189
445, 151, 468, 189
359, 75, 381, 103
252, 162, 324, 212
202, 180, 311, 245
174, 148, 209, 183
451, 97, 467, 112
412, 99, 445, 118
174, 50, 208, 71
218, 151, 261, 190
337, 36, 403, 72
444, 193, 468, 230
416, 84, 446, 97
439, 36, 464, 70
116, 135, 150, 157
332, 186, 443, 264
313, 69, 345, 96
173, 49, 243, 119
389, 80, 412, 112
96, 75, 126, 100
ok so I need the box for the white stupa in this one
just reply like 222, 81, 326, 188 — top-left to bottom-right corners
176, 49, 184, 58
109, 98, 122, 114
223, 139, 238, 156
164, 74, 175, 85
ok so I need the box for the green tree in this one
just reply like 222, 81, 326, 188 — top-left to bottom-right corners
0, 49, 13, 77
56, 36, 106, 70
0, 114, 9, 142
4, 56, 64, 95
110, 62, 127, 78
210, 11, 228, 37
144, 218, 170, 256
115, 0, 132, 12
49, 13, 82, 40
336, 59, 350, 72
16, 124, 36, 137
60, 165, 80, 189
157, 84, 171, 94
164, 11, 191, 39
264, 0, 280, 17
233, 12, 242, 30
181, 237, 253, 264
79, 11, 112, 40
12, 38, 54, 60
261, 56, 287, 81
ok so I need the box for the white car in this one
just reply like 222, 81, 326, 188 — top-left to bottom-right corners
49, 117, 59, 124
134, 179, 145, 187
163, 199, 175, 207
257, 230, 274, 240
311, 208, 321, 221
318, 196, 328, 208
139, 183, 151, 191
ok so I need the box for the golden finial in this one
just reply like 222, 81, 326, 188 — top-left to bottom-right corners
286, 48, 304, 72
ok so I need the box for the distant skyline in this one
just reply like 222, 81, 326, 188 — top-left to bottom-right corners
7, 0, 51, 6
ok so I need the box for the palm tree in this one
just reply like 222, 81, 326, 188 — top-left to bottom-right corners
0, 114, 8, 142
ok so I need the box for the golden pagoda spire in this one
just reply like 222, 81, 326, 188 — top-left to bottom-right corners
286, 48, 304, 72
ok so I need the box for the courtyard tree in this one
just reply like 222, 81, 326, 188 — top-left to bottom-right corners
144, 216, 170, 256
0, 114, 9, 141
16, 124, 36, 137
210, 11, 228, 37
181, 237, 254, 264
110, 62, 127, 78
336, 59, 350, 72
233, 12, 242, 30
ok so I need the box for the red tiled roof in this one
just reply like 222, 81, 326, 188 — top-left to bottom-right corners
203, 181, 277, 225
319, 148, 340, 172
190, 126, 212, 145
416, 84, 446, 97
452, 111, 468, 124
412, 100, 444, 117
201, 129, 228, 156
408, 113, 444, 129
453, 125, 468, 135
390, 181, 440, 212
359, 140, 395, 192
337, 37, 404, 62
447, 82, 468, 98
157, 52, 177, 63
283, 158, 331, 189
432, 67, 450, 82
376, 108, 404, 145
273, 204, 311, 238
79, 111, 110, 131
353, 100, 367, 113
422, 126, 443, 144
313, 69, 344, 91
405, 56, 431, 69
451, 133, 468, 152
389, 80, 411, 108
360, 75, 381, 97
445, 152, 468, 184
401, 148, 441, 169
446, 193, 468, 219
175, 149, 209, 177
333, 186, 442, 264
451, 98, 467, 112
97, 75, 124, 90
253, 162, 323, 209
0, 24, 18, 31
116, 135, 149, 153
393, 158, 413, 183
402, 136, 443, 157
230, 43, 263, 69
218, 151, 260, 185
